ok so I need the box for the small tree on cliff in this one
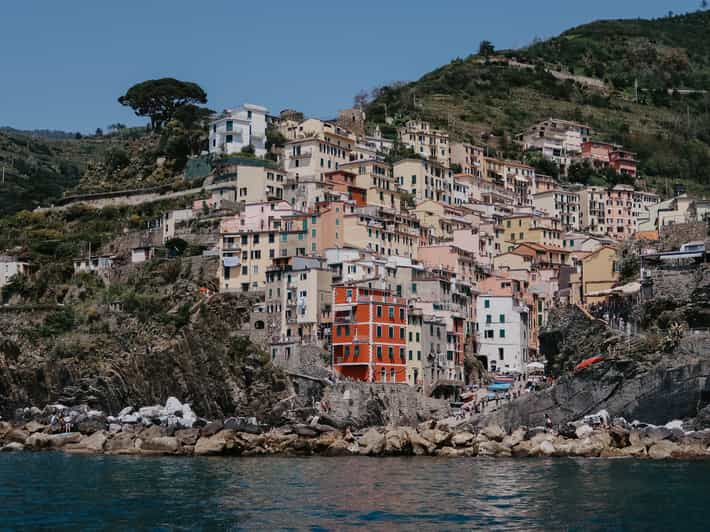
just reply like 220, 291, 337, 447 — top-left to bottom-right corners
478, 40, 495, 57
118, 78, 208, 132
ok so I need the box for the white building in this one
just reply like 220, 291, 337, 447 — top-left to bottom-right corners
533, 189, 580, 230
520, 118, 590, 171
209, 103, 268, 157
475, 295, 529, 373
0, 256, 31, 289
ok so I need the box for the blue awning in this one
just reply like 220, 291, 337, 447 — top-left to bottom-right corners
488, 383, 512, 391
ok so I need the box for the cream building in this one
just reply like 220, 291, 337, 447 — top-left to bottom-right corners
394, 158, 454, 205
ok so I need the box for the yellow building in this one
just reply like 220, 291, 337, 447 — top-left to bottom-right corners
339, 160, 402, 212
500, 215, 563, 252
570, 245, 619, 305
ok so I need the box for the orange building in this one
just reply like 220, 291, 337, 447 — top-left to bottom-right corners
331, 284, 408, 383
324, 170, 367, 207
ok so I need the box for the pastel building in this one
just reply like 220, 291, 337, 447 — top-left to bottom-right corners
475, 294, 529, 374
209, 104, 268, 156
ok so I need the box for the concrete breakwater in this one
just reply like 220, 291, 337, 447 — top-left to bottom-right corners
2, 400, 710, 460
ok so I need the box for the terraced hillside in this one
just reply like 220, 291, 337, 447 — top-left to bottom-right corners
367, 10, 710, 196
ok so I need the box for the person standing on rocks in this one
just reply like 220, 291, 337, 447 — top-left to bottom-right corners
545, 414, 553, 431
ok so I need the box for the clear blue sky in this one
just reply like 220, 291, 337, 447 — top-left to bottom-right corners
0, 0, 700, 132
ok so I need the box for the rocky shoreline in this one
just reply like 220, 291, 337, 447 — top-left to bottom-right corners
2, 399, 710, 460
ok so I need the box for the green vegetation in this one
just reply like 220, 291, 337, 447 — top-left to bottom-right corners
118, 78, 208, 132
0, 198, 193, 303
367, 10, 710, 195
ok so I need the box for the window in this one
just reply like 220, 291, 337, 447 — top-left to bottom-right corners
380, 368, 385, 381
336, 326, 342, 337
377, 346, 382, 359
226, 135, 233, 143
376, 326, 382, 337
344, 325, 350, 336
388, 347, 394, 360
226, 120, 233, 131
485, 330, 494, 339
399, 328, 405, 339
486, 314, 492, 324
499, 314, 505, 323
484, 299, 490, 309
417, 350, 422, 360
344, 346, 350, 356
400, 348, 405, 361
388, 326, 394, 339
376, 306, 382, 318
416, 332, 420, 342
408, 332, 413, 342
354, 345, 360, 358
269, 233, 275, 243
388, 307, 394, 319
499, 329, 506, 338
498, 347, 504, 361
411, 283, 417, 294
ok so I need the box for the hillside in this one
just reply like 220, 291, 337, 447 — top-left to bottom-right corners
0, 131, 86, 214
0, 127, 186, 216
367, 10, 710, 196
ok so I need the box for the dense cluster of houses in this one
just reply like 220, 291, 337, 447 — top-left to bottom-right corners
4, 105, 708, 399
192, 105, 710, 396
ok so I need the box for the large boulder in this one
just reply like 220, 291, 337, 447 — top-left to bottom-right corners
575, 424, 593, 439
180, 404, 197, 428
200, 421, 224, 438
194, 430, 239, 456
384, 427, 410, 454
421, 428, 452, 447
648, 440, 679, 459
478, 440, 511, 457
77, 416, 106, 435
539, 440, 556, 456
1, 442, 25, 452
293, 425, 319, 438
175, 428, 200, 447
81, 431, 108, 453
23, 421, 45, 434
481, 424, 505, 442
451, 432, 475, 447
357, 428, 386, 455
138, 406, 163, 420
105, 432, 138, 454
118, 406, 134, 417
608, 426, 630, 448
141, 436, 180, 454
27, 432, 81, 450
165, 397, 183, 415
6, 428, 30, 444
223, 417, 261, 434
502, 428, 527, 449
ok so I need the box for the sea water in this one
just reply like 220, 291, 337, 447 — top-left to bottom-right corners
0, 453, 707, 530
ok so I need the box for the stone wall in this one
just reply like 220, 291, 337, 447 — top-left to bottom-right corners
659, 222, 708, 251
322, 382, 451, 428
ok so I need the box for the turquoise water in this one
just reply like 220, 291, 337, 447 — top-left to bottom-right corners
0, 454, 708, 530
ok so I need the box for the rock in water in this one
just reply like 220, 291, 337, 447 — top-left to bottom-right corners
81, 431, 108, 452
0, 442, 25, 452
141, 436, 180, 454
357, 428, 386, 455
